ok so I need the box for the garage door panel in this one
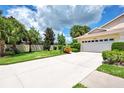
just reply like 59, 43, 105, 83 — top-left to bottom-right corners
81, 42, 113, 52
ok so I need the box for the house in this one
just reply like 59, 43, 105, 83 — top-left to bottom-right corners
76, 13, 124, 52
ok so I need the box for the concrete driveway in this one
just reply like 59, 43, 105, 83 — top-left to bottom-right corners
0, 52, 103, 88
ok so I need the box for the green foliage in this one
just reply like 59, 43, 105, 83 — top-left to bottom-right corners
102, 50, 124, 64
27, 27, 41, 44
5, 16, 27, 54
58, 45, 63, 50
70, 39, 80, 52
26, 27, 41, 52
70, 25, 90, 38
57, 34, 66, 45
72, 83, 87, 88
97, 64, 124, 78
53, 46, 57, 50
72, 48, 79, 52
43, 27, 55, 51
112, 42, 124, 51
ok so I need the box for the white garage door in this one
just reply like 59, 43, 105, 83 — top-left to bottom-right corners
81, 42, 113, 52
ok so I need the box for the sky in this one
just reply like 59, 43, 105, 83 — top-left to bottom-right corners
0, 5, 124, 43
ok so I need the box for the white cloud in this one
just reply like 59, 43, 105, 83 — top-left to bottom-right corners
7, 5, 105, 43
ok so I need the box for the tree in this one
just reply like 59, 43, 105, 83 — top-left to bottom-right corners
70, 25, 90, 38
26, 27, 41, 52
0, 10, 3, 16
7, 16, 27, 54
43, 27, 55, 51
57, 34, 66, 45
0, 16, 8, 57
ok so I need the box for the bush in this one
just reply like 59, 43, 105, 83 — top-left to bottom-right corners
70, 39, 80, 52
58, 45, 63, 50
64, 47, 72, 54
53, 46, 57, 50
5, 48, 15, 55
112, 42, 124, 51
71, 43, 80, 49
102, 50, 124, 64
72, 48, 79, 52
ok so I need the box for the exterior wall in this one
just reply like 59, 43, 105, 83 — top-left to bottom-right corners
30, 45, 43, 51
6, 45, 59, 52
6, 44, 43, 52
77, 33, 120, 42
79, 33, 121, 52
119, 32, 124, 42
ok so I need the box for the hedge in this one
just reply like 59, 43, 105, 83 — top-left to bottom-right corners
72, 48, 79, 52
102, 50, 124, 64
112, 42, 124, 51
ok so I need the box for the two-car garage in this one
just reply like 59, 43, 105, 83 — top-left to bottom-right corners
81, 41, 113, 52
80, 38, 115, 52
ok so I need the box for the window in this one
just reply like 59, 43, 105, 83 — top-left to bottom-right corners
109, 38, 114, 41
91, 40, 94, 42
104, 39, 108, 41
88, 40, 91, 42
99, 39, 103, 42
85, 41, 87, 43
82, 41, 84, 43
95, 40, 98, 42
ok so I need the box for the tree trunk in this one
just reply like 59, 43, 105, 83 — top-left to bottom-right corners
29, 42, 32, 52
12, 44, 19, 54
0, 40, 5, 57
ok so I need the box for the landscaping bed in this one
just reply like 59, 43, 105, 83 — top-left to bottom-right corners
0, 50, 64, 65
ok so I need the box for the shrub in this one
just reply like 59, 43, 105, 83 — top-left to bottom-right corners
70, 39, 80, 52
102, 50, 124, 64
72, 48, 79, 52
53, 46, 57, 50
64, 47, 72, 54
5, 48, 15, 55
58, 45, 63, 50
112, 42, 124, 51
71, 43, 80, 49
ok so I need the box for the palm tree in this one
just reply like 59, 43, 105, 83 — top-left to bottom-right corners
70, 25, 90, 38
7, 16, 26, 54
26, 27, 41, 52
0, 15, 9, 57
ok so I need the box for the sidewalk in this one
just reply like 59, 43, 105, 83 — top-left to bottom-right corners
81, 71, 124, 88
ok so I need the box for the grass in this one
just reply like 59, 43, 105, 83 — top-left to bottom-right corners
97, 64, 124, 78
0, 50, 64, 65
72, 83, 87, 88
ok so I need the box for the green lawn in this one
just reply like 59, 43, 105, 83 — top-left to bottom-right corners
0, 50, 64, 65
72, 83, 87, 88
97, 64, 124, 78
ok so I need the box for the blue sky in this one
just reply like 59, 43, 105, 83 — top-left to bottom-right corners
0, 5, 124, 42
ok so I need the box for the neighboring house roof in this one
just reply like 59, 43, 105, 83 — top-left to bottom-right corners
76, 13, 124, 39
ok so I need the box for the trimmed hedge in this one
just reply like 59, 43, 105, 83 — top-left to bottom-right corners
72, 48, 79, 52
112, 42, 124, 51
102, 50, 124, 64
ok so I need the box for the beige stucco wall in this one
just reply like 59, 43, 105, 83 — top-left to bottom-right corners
6, 45, 59, 52
78, 33, 124, 52
6, 44, 43, 52
77, 33, 120, 43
